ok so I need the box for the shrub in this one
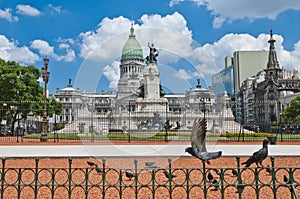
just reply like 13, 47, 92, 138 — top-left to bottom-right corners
219, 132, 272, 138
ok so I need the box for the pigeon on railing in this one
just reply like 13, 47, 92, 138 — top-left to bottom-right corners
87, 161, 97, 167
163, 170, 177, 180
95, 165, 103, 174
242, 139, 269, 169
185, 118, 222, 164
231, 169, 238, 177
145, 161, 155, 167
125, 171, 135, 180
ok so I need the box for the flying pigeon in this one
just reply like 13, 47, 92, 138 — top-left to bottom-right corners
242, 139, 269, 169
125, 171, 135, 180
163, 170, 177, 180
185, 118, 222, 163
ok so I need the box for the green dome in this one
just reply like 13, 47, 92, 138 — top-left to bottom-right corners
121, 26, 143, 60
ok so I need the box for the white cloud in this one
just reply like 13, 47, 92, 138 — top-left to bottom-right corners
31, 40, 54, 55
31, 39, 75, 62
79, 16, 132, 60
48, 4, 61, 14
171, 0, 300, 28
169, 0, 185, 7
77, 12, 196, 90
103, 61, 120, 89
76, 12, 300, 90
0, 35, 38, 63
16, 4, 41, 17
0, 8, 18, 22
174, 69, 193, 80
79, 12, 193, 63
212, 16, 225, 29
62, 49, 75, 62
192, 32, 300, 78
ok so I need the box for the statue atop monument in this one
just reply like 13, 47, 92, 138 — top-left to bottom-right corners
145, 43, 159, 64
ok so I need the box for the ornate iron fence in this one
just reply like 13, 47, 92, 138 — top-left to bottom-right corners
0, 156, 299, 199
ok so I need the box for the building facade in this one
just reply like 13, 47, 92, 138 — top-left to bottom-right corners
236, 30, 300, 132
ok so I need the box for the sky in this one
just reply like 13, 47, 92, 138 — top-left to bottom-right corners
1, 0, 300, 94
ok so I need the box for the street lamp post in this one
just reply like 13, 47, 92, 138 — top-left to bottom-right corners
40, 57, 50, 142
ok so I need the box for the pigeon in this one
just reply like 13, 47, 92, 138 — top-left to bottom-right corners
145, 161, 155, 167
185, 118, 222, 164
207, 171, 214, 182
265, 165, 272, 175
163, 170, 177, 180
125, 171, 135, 180
211, 179, 219, 191
94, 165, 103, 174
242, 139, 269, 169
87, 161, 97, 167
231, 169, 238, 177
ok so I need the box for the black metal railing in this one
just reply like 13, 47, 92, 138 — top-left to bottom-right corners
0, 157, 299, 199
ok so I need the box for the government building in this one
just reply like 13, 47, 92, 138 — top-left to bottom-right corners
55, 25, 237, 134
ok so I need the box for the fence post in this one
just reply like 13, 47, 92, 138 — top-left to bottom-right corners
85, 166, 89, 199
168, 158, 173, 199
68, 158, 72, 199
17, 168, 21, 199
270, 156, 277, 199
254, 167, 259, 199
1, 158, 6, 199
151, 165, 155, 199
134, 159, 138, 199
236, 156, 243, 199
119, 168, 123, 199
102, 158, 106, 199
186, 168, 190, 199
219, 168, 225, 199
202, 159, 207, 198
34, 158, 39, 199
288, 168, 298, 199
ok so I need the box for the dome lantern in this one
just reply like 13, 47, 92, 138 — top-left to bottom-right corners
121, 24, 143, 61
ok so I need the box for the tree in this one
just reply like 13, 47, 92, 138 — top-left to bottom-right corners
0, 58, 62, 134
282, 95, 300, 122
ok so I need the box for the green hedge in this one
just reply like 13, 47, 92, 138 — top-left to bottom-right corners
219, 132, 273, 138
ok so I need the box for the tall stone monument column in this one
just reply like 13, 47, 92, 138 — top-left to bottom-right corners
136, 43, 168, 129
144, 43, 160, 99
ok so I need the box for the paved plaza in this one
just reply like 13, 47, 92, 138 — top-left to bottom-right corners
0, 144, 299, 158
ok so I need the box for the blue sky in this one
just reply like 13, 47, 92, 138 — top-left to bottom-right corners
1, 0, 300, 94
